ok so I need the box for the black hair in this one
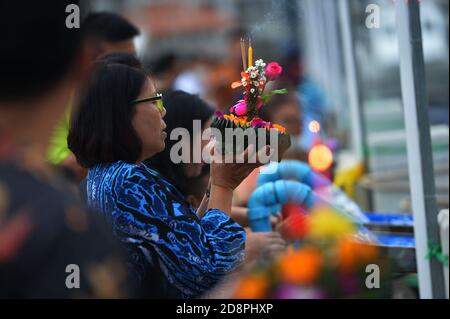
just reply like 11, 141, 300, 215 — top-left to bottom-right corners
144, 91, 214, 195
0, 1, 82, 102
81, 12, 140, 43
68, 61, 148, 168
149, 53, 177, 76
98, 52, 143, 69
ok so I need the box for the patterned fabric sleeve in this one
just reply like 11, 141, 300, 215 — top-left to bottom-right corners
110, 165, 246, 297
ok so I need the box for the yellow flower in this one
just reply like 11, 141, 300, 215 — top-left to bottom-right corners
224, 114, 236, 121
308, 206, 356, 240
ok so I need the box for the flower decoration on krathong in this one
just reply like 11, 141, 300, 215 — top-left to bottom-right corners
212, 38, 289, 135
229, 59, 288, 127
215, 113, 287, 134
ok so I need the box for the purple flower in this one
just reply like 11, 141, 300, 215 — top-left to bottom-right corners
251, 118, 267, 128
214, 111, 224, 119
274, 284, 325, 299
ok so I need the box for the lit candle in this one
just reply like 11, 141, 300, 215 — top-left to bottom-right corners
248, 40, 253, 68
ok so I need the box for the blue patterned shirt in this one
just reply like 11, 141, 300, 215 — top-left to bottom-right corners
86, 161, 245, 298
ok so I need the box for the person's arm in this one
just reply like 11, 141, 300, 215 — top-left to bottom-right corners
195, 181, 210, 218
230, 206, 250, 227
208, 184, 233, 215
112, 166, 246, 296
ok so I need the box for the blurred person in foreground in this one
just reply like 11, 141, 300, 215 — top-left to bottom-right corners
47, 11, 140, 182
0, 1, 131, 298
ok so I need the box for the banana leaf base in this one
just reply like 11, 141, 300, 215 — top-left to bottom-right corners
211, 117, 291, 162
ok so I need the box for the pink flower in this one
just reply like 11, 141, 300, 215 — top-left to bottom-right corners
214, 111, 224, 119
251, 119, 264, 128
265, 62, 283, 80
251, 117, 269, 128
231, 100, 247, 116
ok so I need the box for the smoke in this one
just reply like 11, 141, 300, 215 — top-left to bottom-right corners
248, 0, 287, 38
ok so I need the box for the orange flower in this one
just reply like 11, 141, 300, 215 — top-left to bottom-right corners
338, 239, 379, 271
234, 274, 268, 299
272, 124, 286, 134
231, 81, 243, 89
279, 247, 322, 285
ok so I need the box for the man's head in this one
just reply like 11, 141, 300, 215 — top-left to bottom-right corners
265, 93, 303, 137
82, 12, 140, 58
0, 1, 91, 159
0, 1, 84, 103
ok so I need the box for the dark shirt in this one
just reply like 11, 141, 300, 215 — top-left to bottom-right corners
0, 162, 130, 298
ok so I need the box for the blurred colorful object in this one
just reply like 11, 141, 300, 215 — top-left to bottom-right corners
279, 247, 322, 285
333, 162, 365, 197
308, 120, 321, 134
308, 144, 333, 172
255, 160, 369, 226
233, 205, 391, 299
278, 204, 310, 241
308, 206, 356, 240
247, 180, 314, 232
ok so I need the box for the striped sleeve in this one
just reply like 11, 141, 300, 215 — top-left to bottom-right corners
110, 165, 246, 297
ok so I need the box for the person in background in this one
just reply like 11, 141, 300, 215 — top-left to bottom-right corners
185, 164, 211, 210
0, 1, 131, 298
144, 91, 214, 197
68, 60, 269, 298
185, 164, 286, 265
148, 91, 287, 266
81, 12, 140, 57
263, 92, 307, 161
47, 11, 141, 182
148, 53, 180, 94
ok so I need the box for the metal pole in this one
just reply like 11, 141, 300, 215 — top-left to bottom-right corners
338, 0, 366, 161
395, 0, 446, 299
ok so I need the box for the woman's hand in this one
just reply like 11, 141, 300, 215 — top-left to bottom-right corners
210, 143, 271, 191
206, 140, 272, 216
244, 231, 287, 262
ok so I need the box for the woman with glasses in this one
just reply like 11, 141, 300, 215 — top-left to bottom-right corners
68, 56, 263, 298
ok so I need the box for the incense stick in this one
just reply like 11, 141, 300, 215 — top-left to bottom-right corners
240, 37, 247, 71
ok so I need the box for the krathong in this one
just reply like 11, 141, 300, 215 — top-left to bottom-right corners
211, 38, 291, 160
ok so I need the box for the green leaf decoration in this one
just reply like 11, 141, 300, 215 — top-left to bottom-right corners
426, 241, 449, 267
261, 88, 289, 104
